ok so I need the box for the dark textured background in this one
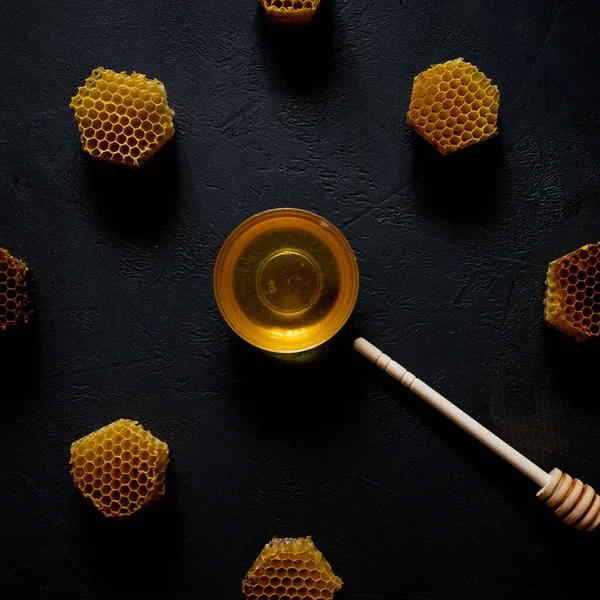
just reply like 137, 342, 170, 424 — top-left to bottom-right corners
1, 1, 599, 598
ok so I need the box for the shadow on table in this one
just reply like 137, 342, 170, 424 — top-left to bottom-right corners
0, 316, 40, 418
367, 354, 546, 512
363, 332, 599, 586
75, 461, 184, 597
256, 0, 335, 94
544, 328, 600, 411
536, 511, 598, 596
410, 133, 503, 226
85, 138, 180, 240
229, 315, 362, 440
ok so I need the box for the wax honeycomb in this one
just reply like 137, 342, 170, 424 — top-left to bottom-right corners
242, 537, 343, 600
70, 419, 169, 518
70, 67, 175, 166
258, 0, 321, 24
407, 58, 499, 155
544, 242, 600, 341
0, 248, 32, 331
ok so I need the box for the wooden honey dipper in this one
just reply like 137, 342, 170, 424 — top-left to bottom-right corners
355, 337, 600, 531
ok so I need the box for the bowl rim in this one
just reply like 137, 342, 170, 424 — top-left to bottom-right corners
213, 207, 360, 353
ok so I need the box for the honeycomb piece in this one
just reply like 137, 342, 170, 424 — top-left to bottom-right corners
544, 242, 600, 341
70, 419, 169, 518
407, 58, 499, 155
70, 67, 175, 166
0, 248, 32, 331
258, 0, 321, 24
242, 536, 343, 600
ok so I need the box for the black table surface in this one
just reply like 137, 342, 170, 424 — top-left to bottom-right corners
1, 1, 599, 598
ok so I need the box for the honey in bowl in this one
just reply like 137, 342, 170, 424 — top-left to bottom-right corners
214, 208, 359, 353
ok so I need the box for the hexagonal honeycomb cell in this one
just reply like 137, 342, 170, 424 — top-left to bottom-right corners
70, 67, 175, 167
407, 58, 499, 155
544, 242, 600, 341
258, 0, 321, 24
242, 537, 343, 600
70, 419, 169, 518
0, 248, 32, 331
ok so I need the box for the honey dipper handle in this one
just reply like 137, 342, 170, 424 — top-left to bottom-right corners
355, 338, 550, 488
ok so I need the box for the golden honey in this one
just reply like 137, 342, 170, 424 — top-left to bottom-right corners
214, 209, 359, 353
